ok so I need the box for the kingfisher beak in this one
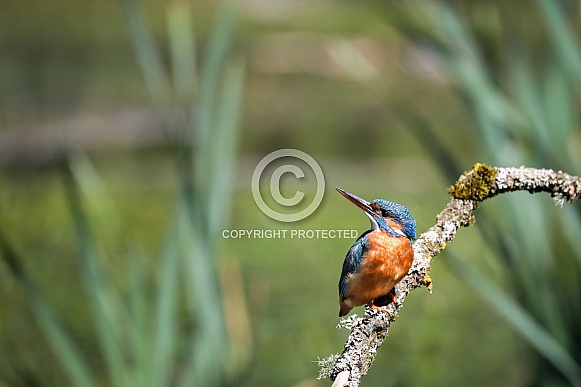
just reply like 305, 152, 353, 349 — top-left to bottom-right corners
336, 187, 380, 231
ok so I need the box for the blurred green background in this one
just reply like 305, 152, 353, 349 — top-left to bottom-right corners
1, 0, 580, 386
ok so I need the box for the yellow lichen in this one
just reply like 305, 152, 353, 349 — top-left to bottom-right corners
421, 274, 433, 292
448, 163, 498, 201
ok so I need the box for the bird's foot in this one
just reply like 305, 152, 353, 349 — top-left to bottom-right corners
372, 290, 400, 309
387, 291, 399, 305
368, 301, 389, 314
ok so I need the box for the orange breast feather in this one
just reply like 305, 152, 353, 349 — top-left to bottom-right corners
346, 231, 414, 307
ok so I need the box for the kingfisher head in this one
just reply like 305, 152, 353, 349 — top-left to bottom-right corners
336, 187, 416, 241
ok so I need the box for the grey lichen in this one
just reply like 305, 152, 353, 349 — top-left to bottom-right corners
315, 354, 341, 380
337, 314, 363, 330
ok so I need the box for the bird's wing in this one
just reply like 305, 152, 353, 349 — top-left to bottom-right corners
339, 232, 369, 301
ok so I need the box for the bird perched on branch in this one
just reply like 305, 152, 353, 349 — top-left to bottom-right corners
336, 188, 416, 317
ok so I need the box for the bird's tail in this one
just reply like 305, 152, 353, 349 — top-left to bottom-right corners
339, 302, 352, 317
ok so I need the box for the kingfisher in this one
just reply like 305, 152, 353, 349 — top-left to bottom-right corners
336, 188, 416, 317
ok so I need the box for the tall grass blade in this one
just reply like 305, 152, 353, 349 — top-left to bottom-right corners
126, 248, 151, 385
511, 53, 551, 150
150, 218, 181, 387
447, 254, 581, 386
207, 61, 244, 240
62, 164, 127, 387
194, 2, 237, 150
561, 209, 581, 268
536, 0, 581, 79
69, 152, 121, 238
119, 0, 172, 111
178, 33, 243, 387
0, 234, 96, 387
502, 198, 569, 346
543, 62, 576, 167
167, 1, 197, 103
433, 4, 521, 160
177, 199, 226, 387
117, 1, 243, 385
179, 60, 244, 387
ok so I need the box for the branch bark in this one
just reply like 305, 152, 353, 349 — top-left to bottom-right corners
327, 164, 581, 386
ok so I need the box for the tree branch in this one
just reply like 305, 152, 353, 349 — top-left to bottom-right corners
324, 164, 581, 386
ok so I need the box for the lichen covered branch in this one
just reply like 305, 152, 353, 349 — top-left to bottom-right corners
325, 165, 581, 386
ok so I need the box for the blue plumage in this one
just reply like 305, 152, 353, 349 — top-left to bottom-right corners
369, 199, 416, 241
338, 231, 369, 300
